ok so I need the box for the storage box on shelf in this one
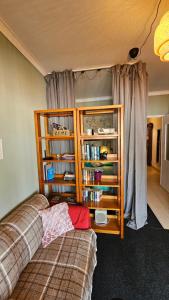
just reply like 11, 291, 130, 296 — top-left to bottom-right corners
77, 105, 124, 238
34, 108, 79, 204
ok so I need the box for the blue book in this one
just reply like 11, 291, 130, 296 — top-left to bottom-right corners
47, 167, 55, 180
44, 164, 55, 180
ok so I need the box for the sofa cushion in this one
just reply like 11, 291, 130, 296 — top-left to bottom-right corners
39, 202, 74, 248
0, 194, 49, 300
10, 229, 97, 300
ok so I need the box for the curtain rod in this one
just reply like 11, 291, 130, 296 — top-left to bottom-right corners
72, 64, 113, 72
46, 65, 112, 75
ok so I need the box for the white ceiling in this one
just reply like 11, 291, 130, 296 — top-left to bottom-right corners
0, 0, 169, 92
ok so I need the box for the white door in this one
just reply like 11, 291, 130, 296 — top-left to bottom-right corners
160, 114, 169, 192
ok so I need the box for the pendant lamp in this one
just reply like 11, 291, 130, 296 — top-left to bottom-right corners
154, 11, 169, 61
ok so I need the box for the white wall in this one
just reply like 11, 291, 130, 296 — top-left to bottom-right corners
0, 33, 46, 219
161, 115, 169, 193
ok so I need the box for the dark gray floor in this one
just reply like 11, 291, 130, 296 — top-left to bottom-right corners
92, 209, 169, 300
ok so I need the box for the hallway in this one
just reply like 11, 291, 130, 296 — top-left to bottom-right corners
148, 166, 169, 229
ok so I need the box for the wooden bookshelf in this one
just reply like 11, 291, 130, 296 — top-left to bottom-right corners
34, 105, 124, 238
77, 105, 124, 238
34, 108, 79, 200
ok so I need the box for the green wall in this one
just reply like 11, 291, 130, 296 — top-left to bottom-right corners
75, 69, 169, 115
147, 95, 169, 116
76, 100, 112, 107
76, 96, 169, 114
75, 69, 112, 100
0, 33, 46, 219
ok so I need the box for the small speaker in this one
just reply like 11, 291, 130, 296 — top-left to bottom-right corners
95, 210, 107, 225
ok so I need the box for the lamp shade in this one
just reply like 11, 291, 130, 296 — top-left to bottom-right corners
154, 11, 169, 61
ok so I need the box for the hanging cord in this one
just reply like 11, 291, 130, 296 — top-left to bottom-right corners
74, 0, 163, 78
74, 68, 112, 81
139, 0, 162, 55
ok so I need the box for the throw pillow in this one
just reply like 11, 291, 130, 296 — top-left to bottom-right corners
68, 205, 91, 229
39, 202, 74, 248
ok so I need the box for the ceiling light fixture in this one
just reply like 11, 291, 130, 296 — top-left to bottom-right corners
154, 11, 169, 61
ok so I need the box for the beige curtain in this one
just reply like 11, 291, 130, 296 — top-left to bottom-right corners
45, 70, 75, 140
45, 70, 75, 192
112, 62, 148, 229
45, 70, 75, 109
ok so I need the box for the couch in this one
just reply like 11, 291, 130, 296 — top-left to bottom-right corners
0, 194, 97, 300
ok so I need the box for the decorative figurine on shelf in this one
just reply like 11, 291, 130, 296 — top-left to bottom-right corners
51, 123, 72, 136
98, 128, 116, 135
52, 123, 67, 130
100, 151, 108, 160
94, 169, 103, 181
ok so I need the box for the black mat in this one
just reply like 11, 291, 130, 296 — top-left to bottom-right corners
92, 208, 169, 300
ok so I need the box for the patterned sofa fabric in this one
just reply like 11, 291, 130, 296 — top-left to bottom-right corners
0, 194, 97, 300
0, 194, 49, 300
10, 229, 97, 300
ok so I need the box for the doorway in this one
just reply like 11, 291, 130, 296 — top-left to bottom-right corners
147, 116, 169, 229
147, 116, 162, 171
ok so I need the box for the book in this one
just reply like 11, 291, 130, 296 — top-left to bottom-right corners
101, 175, 117, 181
44, 163, 55, 180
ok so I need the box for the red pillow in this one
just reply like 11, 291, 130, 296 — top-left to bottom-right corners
68, 205, 91, 229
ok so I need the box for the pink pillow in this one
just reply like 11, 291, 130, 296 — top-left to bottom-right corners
39, 202, 74, 248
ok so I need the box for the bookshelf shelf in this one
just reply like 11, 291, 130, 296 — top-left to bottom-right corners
42, 178, 76, 186
84, 199, 120, 210
81, 180, 120, 187
39, 135, 74, 140
81, 160, 119, 163
43, 159, 75, 163
80, 135, 118, 140
91, 217, 120, 234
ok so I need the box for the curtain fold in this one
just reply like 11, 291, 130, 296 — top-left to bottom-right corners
45, 70, 75, 139
45, 70, 75, 109
112, 62, 148, 230
44, 70, 75, 193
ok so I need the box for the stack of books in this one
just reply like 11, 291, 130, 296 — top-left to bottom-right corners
61, 153, 75, 160
64, 172, 75, 181
107, 153, 118, 160
101, 175, 117, 182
